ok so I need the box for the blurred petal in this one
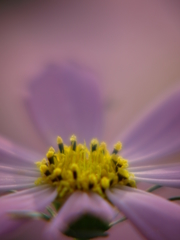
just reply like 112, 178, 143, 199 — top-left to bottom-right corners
0, 165, 39, 178
25, 63, 103, 146
0, 165, 40, 193
0, 136, 41, 193
45, 191, 117, 239
126, 142, 180, 167
106, 187, 180, 240
134, 177, 180, 188
128, 162, 180, 173
129, 163, 180, 188
119, 86, 180, 166
0, 185, 57, 236
0, 185, 56, 210
5, 220, 70, 240
0, 181, 36, 192
0, 135, 42, 168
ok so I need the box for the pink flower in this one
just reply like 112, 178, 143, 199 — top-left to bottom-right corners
0, 63, 180, 240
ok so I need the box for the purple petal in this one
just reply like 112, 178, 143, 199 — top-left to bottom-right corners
45, 191, 117, 238
26, 63, 103, 146
134, 177, 180, 188
118, 86, 180, 166
129, 163, 180, 188
0, 136, 41, 192
128, 162, 180, 173
0, 182, 36, 192
2, 220, 47, 240
0, 185, 57, 237
0, 135, 42, 168
6, 220, 70, 240
0, 165, 39, 177
106, 187, 180, 240
0, 165, 40, 193
0, 185, 56, 210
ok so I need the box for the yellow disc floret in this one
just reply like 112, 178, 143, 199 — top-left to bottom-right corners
101, 177, 110, 190
35, 135, 136, 198
112, 141, 122, 154
46, 150, 54, 165
89, 174, 97, 189
57, 136, 63, 144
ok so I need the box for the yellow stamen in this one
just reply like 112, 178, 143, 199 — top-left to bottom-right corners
49, 147, 55, 152
35, 135, 136, 198
91, 139, 99, 152
57, 136, 63, 144
57, 136, 64, 153
40, 164, 51, 176
89, 174, 97, 189
46, 150, 54, 164
70, 135, 77, 151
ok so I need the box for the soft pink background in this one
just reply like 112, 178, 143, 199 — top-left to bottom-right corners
0, 1, 180, 239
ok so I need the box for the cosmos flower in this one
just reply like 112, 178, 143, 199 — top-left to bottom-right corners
0, 63, 180, 240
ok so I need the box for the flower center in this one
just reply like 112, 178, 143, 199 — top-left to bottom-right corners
35, 135, 136, 198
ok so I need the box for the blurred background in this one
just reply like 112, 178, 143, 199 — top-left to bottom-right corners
0, 1, 180, 239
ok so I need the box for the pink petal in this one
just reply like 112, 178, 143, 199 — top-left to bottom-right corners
25, 63, 103, 146
128, 162, 180, 173
118, 86, 180, 166
0, 165, 40, 193
106, 187, 180, 240
0, 185, 56, 210
3, 220, 70, 240
126, 143, 180, 167
129, 163, 180, 188
0, 135, 42, 168
134, 177, 180, 188
0, 185, 57, 237
45, 191, 117, 238
0, 182, 36, 192
0, 136, 41, 193
0, 165, 39, 177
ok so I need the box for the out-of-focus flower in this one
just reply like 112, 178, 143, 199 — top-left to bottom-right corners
0, 63, 180, 240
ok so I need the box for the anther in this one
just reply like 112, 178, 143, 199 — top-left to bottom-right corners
115, 162, 122, 172
101, 177, 110, 192
112, 141, 122, 154
73, 172, 77, 179
88, 174, 97, 189
118, 173, 124, 181
70, 135, 77, 151
110, 179, 114, 186
40, 165, 51, 176
41, 158, 48, 166
126, 179, 136, 188
45, 170, 51, 176
108, 173, 116, 186
49, 147, 55, 152
57, 136, 64, 153
53, 168, 62, 181
91, 139, 99, 152
99, 142, 106, 154
46, 151, 54, 164
111, 154, 118, 167
71, 163, 78, 179
117, 169, 129, 181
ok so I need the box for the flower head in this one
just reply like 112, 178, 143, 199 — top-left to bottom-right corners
0, 63, 180, 240
35, 135, 135, 199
